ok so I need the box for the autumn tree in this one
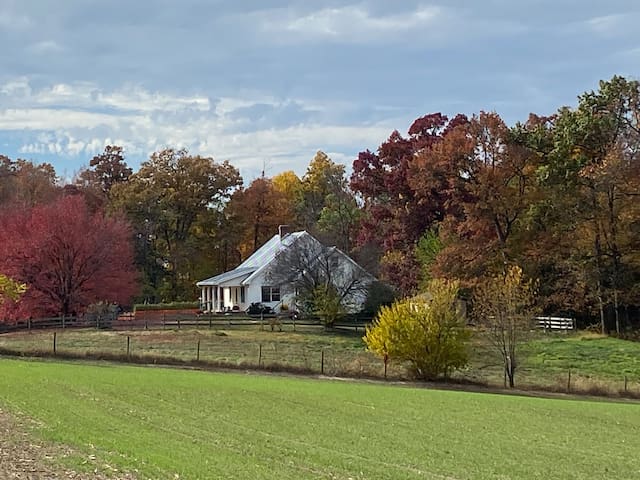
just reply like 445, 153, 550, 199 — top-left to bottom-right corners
76, 145, 132, 197
0, 156, 58, 208
0, 195, 137, 320
351, 113, 467, 295
473, 266, 538, 388
226, 175, 296, 258
531, 76, 640, 333
428, 112, 542, 286
298, 151, 347, 229
110, 148, 242, 302
364, 279, 469, 380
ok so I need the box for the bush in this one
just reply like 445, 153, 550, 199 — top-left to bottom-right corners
361, 281, 396, 316
364, 279, 469, 380
246, 303, 274, 315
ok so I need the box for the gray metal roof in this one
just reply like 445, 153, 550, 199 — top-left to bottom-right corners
196, 267, 256, 286
196, 232, 306, 287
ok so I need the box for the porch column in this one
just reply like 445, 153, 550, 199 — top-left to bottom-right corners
218, 286, 223, 311
202, 287, 207, 311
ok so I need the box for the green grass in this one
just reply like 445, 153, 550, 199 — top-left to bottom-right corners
0, 358, 639, 479
524, 334, 640, 378
2, 328, 640, 393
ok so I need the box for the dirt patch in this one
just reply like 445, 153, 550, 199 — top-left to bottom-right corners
0, 408, 136, 479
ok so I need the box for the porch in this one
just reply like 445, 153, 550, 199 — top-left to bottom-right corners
200, 285, 247, 313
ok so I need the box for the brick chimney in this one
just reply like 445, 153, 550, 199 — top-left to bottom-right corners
278, 225, 290, 241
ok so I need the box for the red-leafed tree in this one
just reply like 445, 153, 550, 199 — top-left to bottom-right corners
350, 113, 467, 294
0, 195, 138, 320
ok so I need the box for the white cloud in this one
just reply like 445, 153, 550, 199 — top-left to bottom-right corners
254, 4, 525, 45
1, 80, 210, 114
27, 40, 64, 55
584, 13, 640, 36
2, 78, 392, 175
281, 5, 442, 38
254, 4, 448, 44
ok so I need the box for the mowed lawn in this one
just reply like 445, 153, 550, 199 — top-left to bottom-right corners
0, 359, 639, 479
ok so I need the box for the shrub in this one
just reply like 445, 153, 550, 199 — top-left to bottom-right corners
246, 303, 274, 315
364, 279, 469, 380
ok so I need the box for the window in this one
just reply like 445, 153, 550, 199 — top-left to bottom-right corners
261, 286, 280, 302
240, 286, 245, 303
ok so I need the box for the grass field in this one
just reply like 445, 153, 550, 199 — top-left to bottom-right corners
1, 327, 640, 394
0, 358, 639, 479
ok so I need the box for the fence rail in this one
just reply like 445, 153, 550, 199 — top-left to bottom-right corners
535, 316, 575, 331
0, 314, 371, 334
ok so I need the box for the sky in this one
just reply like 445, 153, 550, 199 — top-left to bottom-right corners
1, 0, 639, 181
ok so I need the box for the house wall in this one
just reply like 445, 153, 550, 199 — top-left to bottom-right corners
245, 269, 283, 310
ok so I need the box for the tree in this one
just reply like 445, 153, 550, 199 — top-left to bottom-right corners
76, 145, 132, 197
316, 190, 360, 253
298, 151, 348, 231
110, 148, 242, 301
542, 76, 640, 333
351, 113, 467, 295
265, 233, 373, 327
430, 112, 542, 285
0, 195, 137, 320
0, 156, 58, 208
472, 266, 538, 388
226, 175, 296, 258
364, 279, 469, 380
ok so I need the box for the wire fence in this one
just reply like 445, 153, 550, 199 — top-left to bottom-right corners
1, 316, 639, 399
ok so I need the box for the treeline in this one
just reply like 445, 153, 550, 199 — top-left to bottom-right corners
1, 76, 639, 331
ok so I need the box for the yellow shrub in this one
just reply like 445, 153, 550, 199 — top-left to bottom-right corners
364, 279, 469, 380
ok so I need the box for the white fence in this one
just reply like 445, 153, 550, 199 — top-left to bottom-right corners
535, 316, 575, 331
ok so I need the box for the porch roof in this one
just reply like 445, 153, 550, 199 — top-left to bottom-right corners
196, 267, 256, 287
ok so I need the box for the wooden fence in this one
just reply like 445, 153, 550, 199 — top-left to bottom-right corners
535, 316, 575, 331
0, 313, 371, 334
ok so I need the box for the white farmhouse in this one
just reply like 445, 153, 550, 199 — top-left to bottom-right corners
196, 228, 375, 313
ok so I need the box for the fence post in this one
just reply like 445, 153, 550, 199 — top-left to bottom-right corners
197, 340, 200, 362
384, 354, 388, 380
258, 344, 262, 367
178, 319, 181, 330
127, 336, 130, 357
567, 369, 572, 393
624, 375, 628, 393
62, 315, 65, 329
321, 349, 325, 375
53, 332, 57, 355
27, 317, 31, 333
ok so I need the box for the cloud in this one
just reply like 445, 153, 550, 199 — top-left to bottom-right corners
2, 81, 211, 114
254, 3, 526, 45
255, 4, 444, 44
1, 78, 393, 176
281, 5, 442, 38
584, 12, 640, 36
27, 40, 64, 55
